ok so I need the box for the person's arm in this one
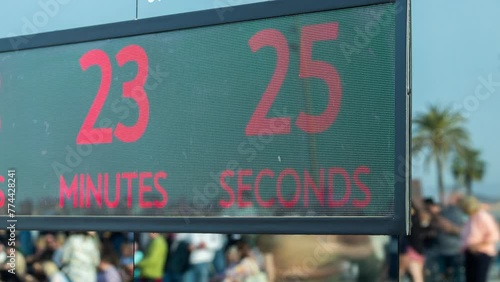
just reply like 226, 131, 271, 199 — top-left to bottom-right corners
264, 253, 276, 282
91, 240, 100, 267
60, 238, 73, 265
464, 216, 482, 249
281, 261, 341, 280
137, 238, 164, 268
437, 215, 462, 235
486, 214, 500, 243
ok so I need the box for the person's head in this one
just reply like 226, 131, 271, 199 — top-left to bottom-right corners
55, 232, 66, 246
237, 241, 252, 259
121, 242, 134, 257
226, 245, 240, 264
447, 192, 463, 206
35, 236, 48, 251
99, 253, 117, 271
45, 234, 58, 250
424, 197, 441, 215
149, 232, 160, 239
458, 196, 481, 215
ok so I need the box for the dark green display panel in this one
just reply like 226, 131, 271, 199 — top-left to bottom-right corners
0, 4, 396, 219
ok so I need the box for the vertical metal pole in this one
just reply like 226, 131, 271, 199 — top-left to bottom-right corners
397, 235, 401, 282
136, 0, 139, 19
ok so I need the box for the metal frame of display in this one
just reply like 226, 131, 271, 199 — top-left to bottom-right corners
0, 0, 410, 234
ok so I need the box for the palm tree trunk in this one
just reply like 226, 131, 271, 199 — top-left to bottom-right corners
437, 157, 445, 204
465, 175, 472, 195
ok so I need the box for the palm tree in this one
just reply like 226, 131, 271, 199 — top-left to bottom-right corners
412, 105, 469, 203
452, 147, 486, 195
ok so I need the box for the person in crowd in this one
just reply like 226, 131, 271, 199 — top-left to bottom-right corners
225, 245, 240, 272
19, 231, 36, 259
119, 241, 135, 281
265, 235, 344, 280
31, 260, 49, 281
400, 202, 427, 282
423, 199, 441, 249
133, 241, 144, 281
181, 233, 224, 282
207, 245, 239, 282
42, 261, 69, 282
223, 241, 265, 282
0, 242, 27, 282
422, 198, 444, 281
254, 235, 275, 282
458, 196, 500, 282
212, 235, 228, 278
331, 235, 385, 282
61, 231, 100, 282
436, 192, 466, 281
164, 234, 191, 282
51, 232, 66, 268
97, 253, 123, 282
137, 233, 167, 282
26, 234, 57, 266
109, 232, 127, 257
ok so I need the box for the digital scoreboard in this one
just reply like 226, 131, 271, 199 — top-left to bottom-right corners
0, 0, 409, 234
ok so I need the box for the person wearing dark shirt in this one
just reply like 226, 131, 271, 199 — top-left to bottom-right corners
401, 203, 426, 282
437, 193, 466, 282
422, 198, 444, 281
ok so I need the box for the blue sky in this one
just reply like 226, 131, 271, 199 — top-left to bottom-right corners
412, 0, 500, 199
0, 0, 499, 200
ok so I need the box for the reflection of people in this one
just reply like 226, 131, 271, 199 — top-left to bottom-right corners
137, 233, 167, 282
133, 241, 144, 280
437, 193, 466, 282
61, 231, 100, 282
422, 198, 443, 281
224, 246, 240, 274
43, 261, 69, 282
164, 235, 190, 282
254, 235, 275, 282
27, 234, 57, 265
264, 235, 371, 281
119, 242, 134, 281
0, 244, 27, 282
182, 233, 224, 282
223, 241, 266, 282
400, 203, 426, 282
458, 196, 500, 282
97, 253, 122, 282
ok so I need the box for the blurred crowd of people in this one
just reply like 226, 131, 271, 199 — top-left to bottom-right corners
391, 193, 500, 282
0, 194, 498, 282
0, 230, 393, 282
0, 231, 134, 282
137, 233, 391, 282
0, 231, 275, 282
135, 233, 271, 282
